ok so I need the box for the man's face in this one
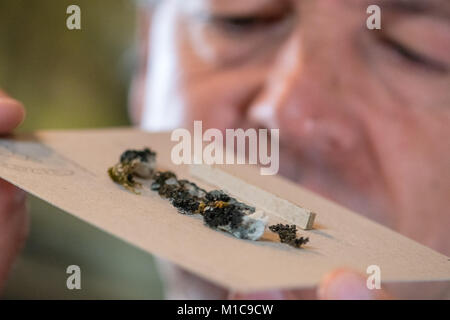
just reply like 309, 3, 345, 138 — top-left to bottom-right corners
145, 0, 450, 254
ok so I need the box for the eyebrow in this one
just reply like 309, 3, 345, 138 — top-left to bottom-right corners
200, 0, 291, 17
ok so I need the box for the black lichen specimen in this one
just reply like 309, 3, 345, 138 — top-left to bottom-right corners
269, 224, 309, 248
202, 198, 244, 229
119, 148, 156, 178
120, 148, 156, 164
150, 171, 178, 196
200, 190, 266, 240
151, 171, 208, 214
150, 173, 265, 240
205, 190, 230, 202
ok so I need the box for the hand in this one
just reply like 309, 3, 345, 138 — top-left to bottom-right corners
230, 268, 392, 300
0, 90, 28, 293
158, 262, 392, 300
316, 269, 391, 300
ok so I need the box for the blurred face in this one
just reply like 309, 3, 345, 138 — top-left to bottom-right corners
144, 0, 450, 254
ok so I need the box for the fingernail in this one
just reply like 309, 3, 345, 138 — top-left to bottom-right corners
319, 270, 374, 300
230, 290, 286, 300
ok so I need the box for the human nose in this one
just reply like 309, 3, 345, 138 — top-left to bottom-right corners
247, 34, 362, 159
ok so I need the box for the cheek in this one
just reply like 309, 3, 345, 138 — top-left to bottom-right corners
355, 68, 450, 217
175, 19, 272, 130
374, 64, 450, 109
361, 28, 450, 109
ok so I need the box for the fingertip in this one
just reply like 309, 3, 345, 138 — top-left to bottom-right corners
0, 97, 26, 134
229, 290, 286, 300
318, 268, 374, 300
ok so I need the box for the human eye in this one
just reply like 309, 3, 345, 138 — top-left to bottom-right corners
377, 32, 449, 73
369, 4, 450, 74
206, 12, 291, 35
184, 0, 294, 37
181, 0, 294, 64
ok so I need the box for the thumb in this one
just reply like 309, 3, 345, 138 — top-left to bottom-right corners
0, 91, 26, 135
318, 268, 391, 300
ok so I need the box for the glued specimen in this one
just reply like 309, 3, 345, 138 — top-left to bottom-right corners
108, 148, 309, 247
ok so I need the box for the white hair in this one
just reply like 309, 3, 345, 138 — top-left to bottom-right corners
141, 0, 184, 132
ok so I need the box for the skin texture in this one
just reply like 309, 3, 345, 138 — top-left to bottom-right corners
136, 0, 450, 299
0, 90, 28, 293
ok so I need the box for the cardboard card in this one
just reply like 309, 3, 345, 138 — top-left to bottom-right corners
0, 128, 448, 292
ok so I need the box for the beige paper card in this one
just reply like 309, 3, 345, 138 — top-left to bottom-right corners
0, 128, 448, 292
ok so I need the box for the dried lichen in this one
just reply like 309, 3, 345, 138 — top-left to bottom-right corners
119, 148, 156, 178
268, 224, 309, 248
108, 147, 309, 247
151, 174, 266, 240
108, 162, 142, 194
108, 148, 156, 193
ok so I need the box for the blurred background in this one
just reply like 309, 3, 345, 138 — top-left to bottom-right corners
0, 0, 164, 298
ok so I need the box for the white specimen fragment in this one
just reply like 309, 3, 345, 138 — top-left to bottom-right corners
120, 149, 157, 179
133, 156, 156, 178
219, 210, 268, 241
